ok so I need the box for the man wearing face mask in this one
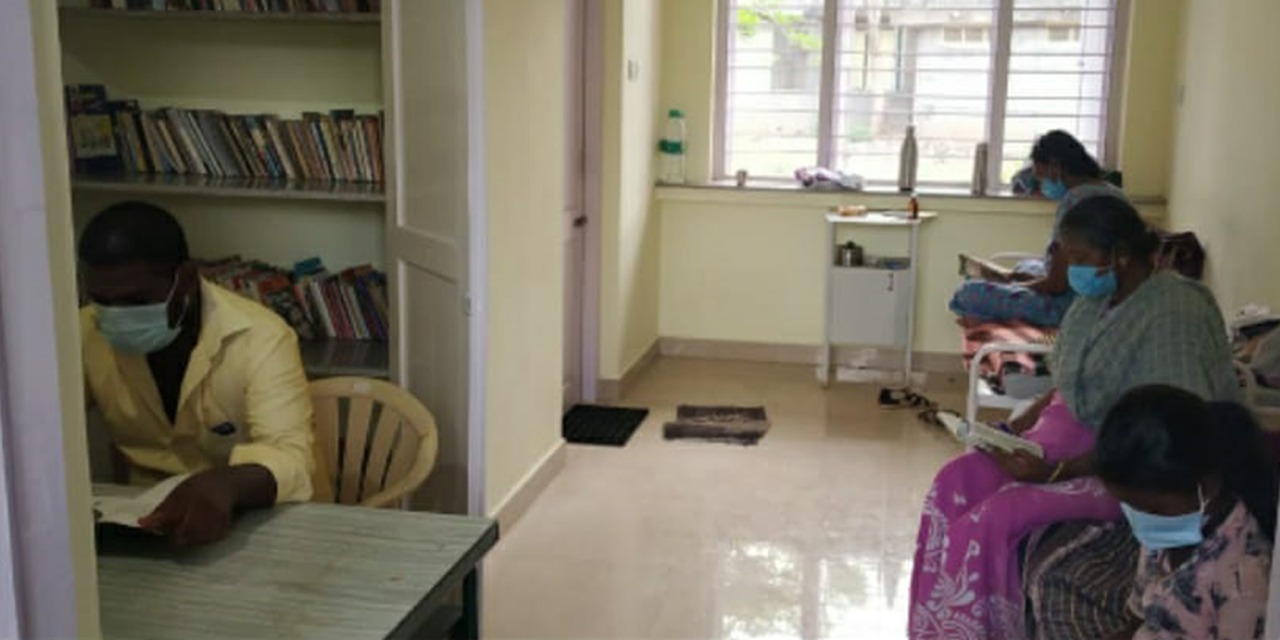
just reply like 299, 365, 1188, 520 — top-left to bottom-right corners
79, 201, 318, 547
950, 130, 1126, 327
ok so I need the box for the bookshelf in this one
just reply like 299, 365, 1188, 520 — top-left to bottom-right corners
58, 7, 381, 25
71, 173, 386, 203
60, 1, 389, 380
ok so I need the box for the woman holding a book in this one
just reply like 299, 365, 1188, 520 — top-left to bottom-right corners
907, 196, 1240, 640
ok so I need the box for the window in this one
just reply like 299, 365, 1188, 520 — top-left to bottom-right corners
716, 0, 1128, 187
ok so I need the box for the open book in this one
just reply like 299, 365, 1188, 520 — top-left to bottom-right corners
935, 412, 1045, 459
93, 473, 190, 530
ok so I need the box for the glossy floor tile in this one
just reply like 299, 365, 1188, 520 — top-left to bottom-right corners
484, 358, 966, 639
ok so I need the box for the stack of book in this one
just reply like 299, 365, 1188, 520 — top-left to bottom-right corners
88, 1, 380, 13
65, 84, 383, 183
199, 257, 389, 342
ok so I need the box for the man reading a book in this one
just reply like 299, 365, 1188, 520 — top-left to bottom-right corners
79, 201, 321, 547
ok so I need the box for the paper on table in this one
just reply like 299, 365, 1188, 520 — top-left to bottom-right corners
93, 473, 191, 529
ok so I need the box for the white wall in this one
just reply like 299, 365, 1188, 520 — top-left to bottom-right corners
1167, 0, 1280, 315
482, 0, 567, 516
598, 0, 663, 381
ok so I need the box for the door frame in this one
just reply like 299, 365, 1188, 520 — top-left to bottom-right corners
577, 0, 604, 404
0, 0, 95, 635
464, 0, 489, 517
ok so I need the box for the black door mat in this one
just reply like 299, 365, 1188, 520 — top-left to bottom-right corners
563, 404, 650, 447
663, 405, 770, 446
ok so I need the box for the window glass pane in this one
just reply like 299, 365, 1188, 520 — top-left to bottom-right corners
724, 0, 826, 178
833, 0, 997, 186
1000, 0, 1115, 182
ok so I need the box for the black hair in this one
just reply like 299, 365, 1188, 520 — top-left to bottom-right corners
1057, 195, 1160, 259
1030, 130, 1103, 179
77, 201, 189, 270
1096, 385, 1278, 541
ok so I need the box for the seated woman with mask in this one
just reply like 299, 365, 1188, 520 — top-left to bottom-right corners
951, 130, 1126, 327
909, 196, 1239, 640
1096, 385, 1274, 640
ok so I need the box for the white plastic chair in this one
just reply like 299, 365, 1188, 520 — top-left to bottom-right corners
310, 377, 439, 508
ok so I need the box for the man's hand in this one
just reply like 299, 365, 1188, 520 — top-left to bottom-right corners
984, 448, 1052, 484
138, 469, 236, 547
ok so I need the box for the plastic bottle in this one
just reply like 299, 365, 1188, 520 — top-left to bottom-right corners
898, 125, 918, 193
658, 109, 687, 185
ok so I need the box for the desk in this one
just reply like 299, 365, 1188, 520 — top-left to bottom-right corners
95, 486, 498, 640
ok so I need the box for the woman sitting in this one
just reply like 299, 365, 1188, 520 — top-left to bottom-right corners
951, 130, 1126, 327
909, 196, 1239, 640
1097, 385, 1274, 640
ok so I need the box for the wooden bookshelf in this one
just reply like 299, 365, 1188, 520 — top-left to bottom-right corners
72, 173, 385, 204
59, 7, 380, 25
299, 340, 389, 379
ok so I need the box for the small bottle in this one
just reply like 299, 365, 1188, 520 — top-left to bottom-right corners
971, 142, 989, 196
908, 194, 920, 220
658, 109, 687, 185
898, 125, 918, 193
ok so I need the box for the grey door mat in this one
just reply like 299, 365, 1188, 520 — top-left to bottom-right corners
663, 405, 770, 446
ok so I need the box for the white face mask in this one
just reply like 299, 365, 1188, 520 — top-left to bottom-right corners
94, 276, 188, 355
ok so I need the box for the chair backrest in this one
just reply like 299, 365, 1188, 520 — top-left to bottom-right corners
309, 376, 439, 508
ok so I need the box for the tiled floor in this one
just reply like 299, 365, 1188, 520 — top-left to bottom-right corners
484, 358, 966, 639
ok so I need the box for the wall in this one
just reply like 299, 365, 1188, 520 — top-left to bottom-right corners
482, 0, 567, 515
654, 0, 1180, 357
598, 0, 663, 381
1167, 0, 1280, 316
660, 188, 1166, 355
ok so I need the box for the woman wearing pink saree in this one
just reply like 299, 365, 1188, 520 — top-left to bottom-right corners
907, 197, 1239, 640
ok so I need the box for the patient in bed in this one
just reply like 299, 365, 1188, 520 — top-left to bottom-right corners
950, 130, 1125, 327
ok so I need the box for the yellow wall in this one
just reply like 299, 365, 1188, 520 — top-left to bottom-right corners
660, 189, 1164, 354
483, 0, 567, 514
1115, 0, 1184, 198
1167, 0, 1280, 315
653, 0, 1181, 356
31, 0, 101, 635
598, 0, 663, 380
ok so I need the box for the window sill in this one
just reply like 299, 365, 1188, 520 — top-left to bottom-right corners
653, 182, 1167, 217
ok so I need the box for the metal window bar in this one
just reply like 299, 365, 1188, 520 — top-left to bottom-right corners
716, 0, 1121, 183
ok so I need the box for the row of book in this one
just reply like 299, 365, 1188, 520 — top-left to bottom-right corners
88, 1, 380, 12
199, 257, 389, 342
65, 85, 383, 183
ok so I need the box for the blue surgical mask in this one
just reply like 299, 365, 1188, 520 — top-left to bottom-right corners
94, 277, 188, 355
1120, 487, 1207, 551
1040, 178, 1068, 200
1067, 264, 1118, 298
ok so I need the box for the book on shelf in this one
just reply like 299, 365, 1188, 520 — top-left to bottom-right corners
87, 0, 381, 13
67, 85, 383, 185
198, 256, 389, 343
64, 85, 125, 175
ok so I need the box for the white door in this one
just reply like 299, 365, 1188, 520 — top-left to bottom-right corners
384, 0, 485, 516
563, 0, 587, 411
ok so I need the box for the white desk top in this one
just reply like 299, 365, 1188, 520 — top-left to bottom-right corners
94, 486, 497, 640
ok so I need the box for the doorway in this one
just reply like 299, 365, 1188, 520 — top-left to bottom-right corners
563, 0, 601, 411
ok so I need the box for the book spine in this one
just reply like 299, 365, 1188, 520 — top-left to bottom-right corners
163, 108, 205, 175
263, 116, 298, 181
153, 112, 189, 174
